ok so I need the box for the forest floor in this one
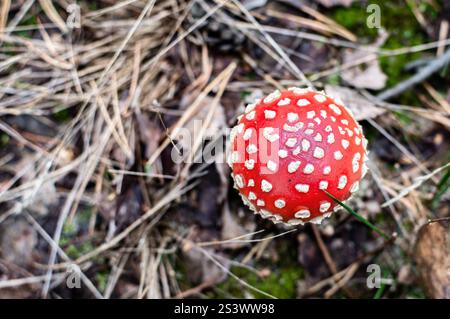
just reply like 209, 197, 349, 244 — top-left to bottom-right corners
0, 0, 449, 299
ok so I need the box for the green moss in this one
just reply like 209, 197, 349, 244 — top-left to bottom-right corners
328, 1, 439, 103
332, 0, 437, 101
78, 207, 93, 222
240, 90, 252, 99
66, 241, 94, 259
406, 287, 426, 299
17, 15, 38, 39
402, 219, 415, 233
95, 272, 108, 293
331, 4, 377, 40
61, 208, 92, 237
53, 108, 71, 123
213, 266, 303, 299
375, 2, 431, 103
81, 1, 99, 10
393, 111, 413, 126
0, 133, 10, 148
361, 124, 377, 145
379, 35, 425, 90
326, 73, 340, 86
63, 220, 78, 236
174, 237, 303, 298
60, 208, 94, 257
144, 162, 153, 174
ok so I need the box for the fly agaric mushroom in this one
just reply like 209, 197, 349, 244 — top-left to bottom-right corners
228, 87, 368, 226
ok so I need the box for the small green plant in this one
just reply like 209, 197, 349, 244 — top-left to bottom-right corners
431, 168, 450, 209
325, 191, 390, 240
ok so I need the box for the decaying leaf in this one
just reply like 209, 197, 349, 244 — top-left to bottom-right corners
325, 85, 385, 120
0, 219, 37, 267
297, 233, 329, 281
136, 114, 162, 160
176, 96, 227, 151
196, 166, 222, 228
340, 33, 388, 90
414, 222, 450, 299
221, 203, 253, 249
182, 243, 229, 285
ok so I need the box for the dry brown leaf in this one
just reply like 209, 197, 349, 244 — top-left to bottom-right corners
340, 33, 388, 90
221, 203, 250, 250
182, 245, 229, 285
177, 96, 227, 151
414, 222, 450, 299
0, 219, 37, 267
136, 114, 162, 160
325, 85, 385, 120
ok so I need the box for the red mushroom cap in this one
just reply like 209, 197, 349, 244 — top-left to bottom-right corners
228, 87, 368, 226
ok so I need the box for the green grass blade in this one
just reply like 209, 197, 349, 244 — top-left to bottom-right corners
324, 191, 390, 240
373, 282, 386, 299
431, 168, 450, 209
374, 270, 391, 299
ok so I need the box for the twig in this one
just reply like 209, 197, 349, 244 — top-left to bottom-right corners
311, 225, 356, 298
325, 191, 392, 240
377, 48, 450, 100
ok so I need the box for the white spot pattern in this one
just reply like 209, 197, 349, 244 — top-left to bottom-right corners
288, 161, 301, 173
350, 182, 359, 193
235, 174, 244, 188
303, 163, 314, 174
263, 127, 279, 142
245, 159, 255, 170
285, 137, 297, 148
245, 111, 255, 120
319, 181, 328, 190
313, 147, 324, 159
263, 90, 281, 103
301, 139, 310, 151
243, 128, 252, 141
274, 199, 286, 209
278, 149, 288, 158
314, 94, 326, 102
297, 99, 310, 107
320, 201, 331, 213
327, 133, 335, 144
277, 98, 291, 106
338, 175, 347, 189
261, 180, 272, 192
334, 151, 343, 160
314, 133, 322, 142
295, 209, 311, 218
245, 103, 256, 113
329, 104, 342, 115
295, 184, 309, 193
247, 144, 258, 154
264, 110, 276, 119
267, 160, 277, 172
287, 112, 299, 122
341, 139, 349, 149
